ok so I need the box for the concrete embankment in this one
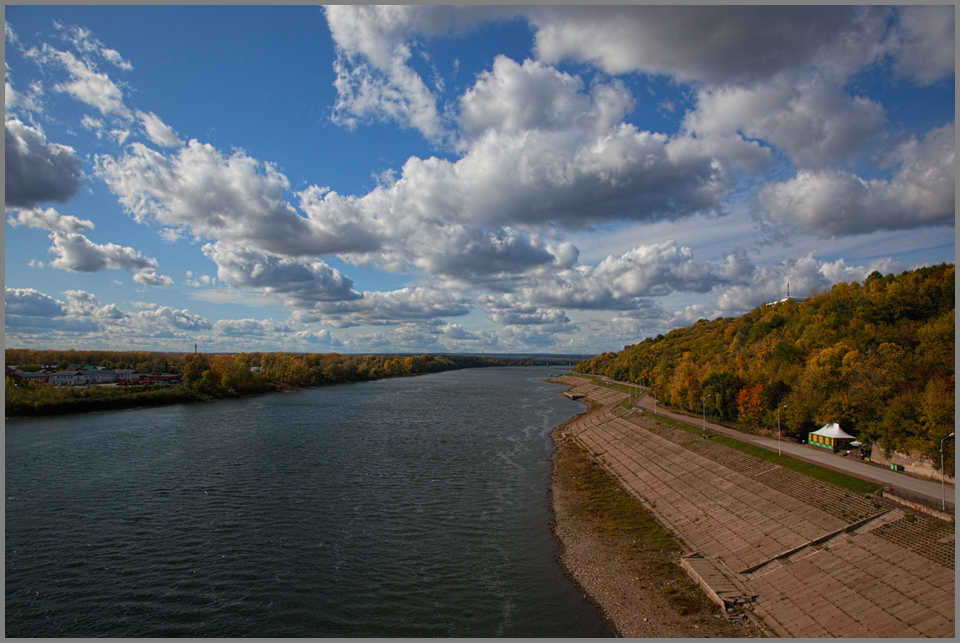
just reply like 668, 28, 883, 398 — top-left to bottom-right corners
549, 375, 955, 638
547, 376, 758, 638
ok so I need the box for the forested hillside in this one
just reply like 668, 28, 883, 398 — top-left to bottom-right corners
575, 264, 955, 471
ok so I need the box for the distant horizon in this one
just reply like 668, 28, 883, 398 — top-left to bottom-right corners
5, 6, 955, 355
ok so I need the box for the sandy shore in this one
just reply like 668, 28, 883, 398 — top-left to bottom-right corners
547, 397, 761, 638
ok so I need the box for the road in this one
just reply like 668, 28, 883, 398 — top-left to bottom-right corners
590, 374, 955, 509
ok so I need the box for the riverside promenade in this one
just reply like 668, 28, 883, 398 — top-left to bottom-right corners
592, 375, 954, 508
551, 375, 955, 638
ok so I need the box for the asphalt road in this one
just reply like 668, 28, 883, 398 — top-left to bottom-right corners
590, 375, 955, 509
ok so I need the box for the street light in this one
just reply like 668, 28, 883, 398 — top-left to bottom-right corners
702, 396, 707, 438
654, 387, 658, 415
777, 404, 788, 456
941, 432, 955, 511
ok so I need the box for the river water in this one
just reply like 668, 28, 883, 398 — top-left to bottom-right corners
5, 366, 613, 637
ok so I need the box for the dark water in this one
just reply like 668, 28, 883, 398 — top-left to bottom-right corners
5, 367, 613, 637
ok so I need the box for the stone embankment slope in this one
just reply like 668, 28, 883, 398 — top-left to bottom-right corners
550, 375, 955, 638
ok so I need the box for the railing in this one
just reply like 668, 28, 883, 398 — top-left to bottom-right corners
882, 484, 955, 519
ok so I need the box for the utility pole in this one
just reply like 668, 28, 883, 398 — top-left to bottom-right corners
942, 432, 955, 510
654, 387, 658, 415
778, 404, 788, 456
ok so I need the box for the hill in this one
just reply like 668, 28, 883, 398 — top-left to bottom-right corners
575, 264, 955, 473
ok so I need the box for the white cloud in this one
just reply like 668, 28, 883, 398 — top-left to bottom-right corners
527, 6, 891, 86
81, 114, 106, 138
26, 44, 131, 118
28, 259, 45, 269
293, 286, 470, 328
8, 206, 95, 234
5, 118, 85, 208
714, 252, 904, 313
213, 318, 292, 337
757, 123, 954, 238
7, 206, 175, 286
5, 70, 45, 114
184, 271, 216, 287
892, 6, 955, 86
292, 329, 342, 346
59, 23, 134, 71
682, 80, 886, 169
95, 141, 382, 257
137, 110, 183, 147
201, 242, 360, 306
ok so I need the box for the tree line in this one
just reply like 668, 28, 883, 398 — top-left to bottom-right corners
575, 264, 955, 474
5, 351, 537, 417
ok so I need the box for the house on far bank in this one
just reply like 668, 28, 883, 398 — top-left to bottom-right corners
92, 370, 117, 384
66, 363, 83, 371
81, 365, 103, 373
50, 371, 89, 386
17, 371, 50, 384
115, 369, 137, 383
808, 423, 856, 453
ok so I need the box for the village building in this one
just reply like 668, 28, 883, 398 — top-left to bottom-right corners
114, 369, 137, 382
91, 370, 118, 384
808, 423, 856, 453
49, 371, 90, 386
17, 371, 50, 384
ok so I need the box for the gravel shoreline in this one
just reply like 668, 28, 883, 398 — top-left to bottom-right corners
547, 401, 760, 638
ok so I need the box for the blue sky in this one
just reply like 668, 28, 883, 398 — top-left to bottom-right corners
4, 6, 955, 354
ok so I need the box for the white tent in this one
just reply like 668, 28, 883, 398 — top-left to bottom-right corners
810, 423, 856, 440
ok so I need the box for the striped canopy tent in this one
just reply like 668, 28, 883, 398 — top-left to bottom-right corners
808, 423, 856, 452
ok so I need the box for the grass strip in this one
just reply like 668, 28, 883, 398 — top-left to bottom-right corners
554, 436, 718, 617
642, 413, 879, 495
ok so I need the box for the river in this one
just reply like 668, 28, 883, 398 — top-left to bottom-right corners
5, 366, 613, 637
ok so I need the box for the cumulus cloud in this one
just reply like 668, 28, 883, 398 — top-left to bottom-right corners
505, 241, 746, 312
28, 259, 45, 269
95, 141, 382, 257
7, 206, 94, 234
682, 80, 886, 169
714, 252, 904, 313
129, 302, 211, 331
527, 6, 891, 86
4, 287, 101, 334
201, 242, 360, 306
756, 123, 954, 238
212, 318, 292, 337
137, 110, 183, 147
25, 43, 131, 118
58, 23, 134, 71
324, 5, 516, 140
892, 6, 955, 86
5, 69, 45, 114
292, 329, 342, 346
184, 271, 217, 287
5, 118, 85, 208
7, 206, 175, 286
293, 286, 470, 328
5, 287, 67, 318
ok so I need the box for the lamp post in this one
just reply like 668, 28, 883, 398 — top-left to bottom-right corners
702, 397, 707, 438
777, 404, 787, 456
941, 432, 955, 511
654, 387, 658, 415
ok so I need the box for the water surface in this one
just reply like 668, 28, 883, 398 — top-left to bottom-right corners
6, 366, 612, 637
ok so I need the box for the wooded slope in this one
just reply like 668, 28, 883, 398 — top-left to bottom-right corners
575, 264, 955, 471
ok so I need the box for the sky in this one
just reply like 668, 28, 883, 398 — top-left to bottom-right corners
4, 5, 956, 355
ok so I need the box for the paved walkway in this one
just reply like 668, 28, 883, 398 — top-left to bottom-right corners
628, 390, 954, 508
559, 384, 955, 638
